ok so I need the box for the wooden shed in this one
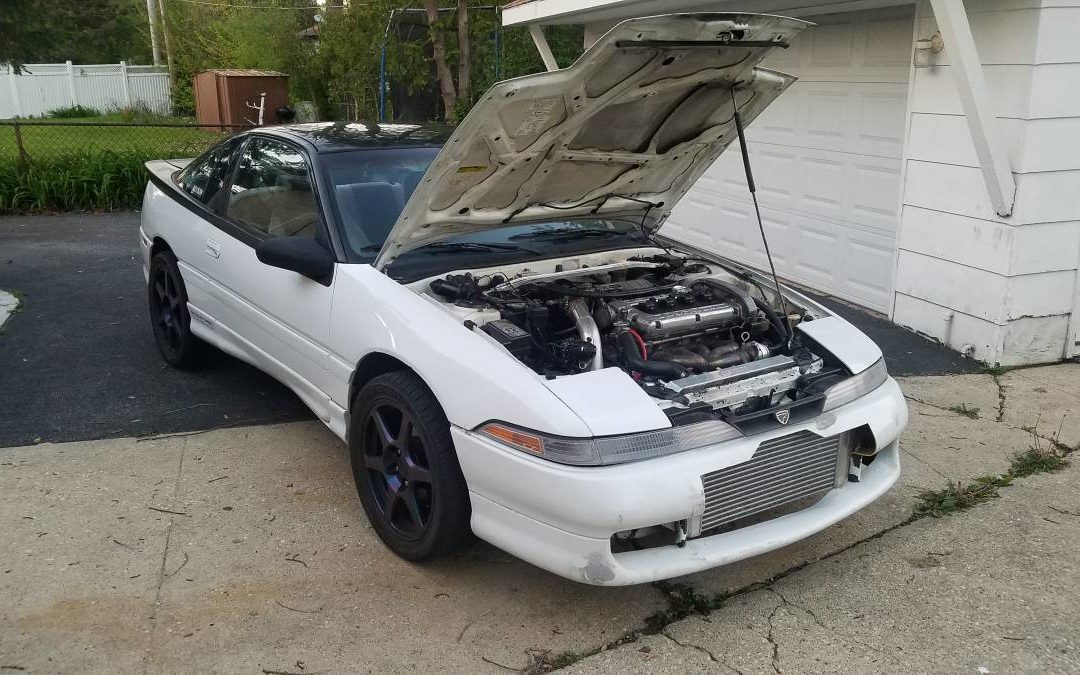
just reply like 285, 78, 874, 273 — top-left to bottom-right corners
193, 69, 289, 129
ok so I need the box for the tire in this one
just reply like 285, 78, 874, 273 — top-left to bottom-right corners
349, 371, 472, 560
148, 250, 202, 369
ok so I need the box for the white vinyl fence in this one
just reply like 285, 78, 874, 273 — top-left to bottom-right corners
1, 62, 172, 118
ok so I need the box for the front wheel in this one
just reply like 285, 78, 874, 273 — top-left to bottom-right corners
349, 371, 472, 560
148, 250, 202, 368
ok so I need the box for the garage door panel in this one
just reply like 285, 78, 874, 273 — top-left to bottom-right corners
665, 196, 896, 313
768, 8, 913, 83
792, 224, 841, 281
806, 21, 858, 70
801, 156, 846, 213
665, 7, 911, 313
665, 197, 752, 257
805, 90, 849, 140
754, 148, 799, 205
754, 97, 799, 139
863, 16, 916, 70
846, 237, 896, 300
852, 162, 902, 221
750, 82, 908, 156
708, 144, 901, 233
857, 91, 908, 153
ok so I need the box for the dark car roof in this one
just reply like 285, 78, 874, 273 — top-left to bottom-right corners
265, 121, 452, 153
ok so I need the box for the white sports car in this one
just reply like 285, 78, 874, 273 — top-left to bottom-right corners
139, 13, 906, 585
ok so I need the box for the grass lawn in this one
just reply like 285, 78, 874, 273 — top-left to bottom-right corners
0, 115, 238, 212
0, 115, 228, 161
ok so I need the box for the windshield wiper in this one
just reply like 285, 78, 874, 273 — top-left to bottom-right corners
419, 241, 539, 255
509, 227, 632, 241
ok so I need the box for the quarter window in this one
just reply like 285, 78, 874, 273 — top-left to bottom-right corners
177, 137, 239, 205
227, 137, 320, 238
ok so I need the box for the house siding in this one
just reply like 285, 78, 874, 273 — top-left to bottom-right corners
891, 0, 1080, 364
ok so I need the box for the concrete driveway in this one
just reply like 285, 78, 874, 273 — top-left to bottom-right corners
1, 213, 1077, 673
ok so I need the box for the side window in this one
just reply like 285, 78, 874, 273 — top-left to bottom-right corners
227, 138, 320, 239
177, 138, 238, 205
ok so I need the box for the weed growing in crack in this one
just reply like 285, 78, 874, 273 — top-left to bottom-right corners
947, 403, 980, 419
980, 362, 1011, 377
524, 582, 725, 673
1010, 438, 1070, 477
536, 649, 591, 672
644, 582, 723, 632
915, 475, 1012, 516
917, 427, 1075, 517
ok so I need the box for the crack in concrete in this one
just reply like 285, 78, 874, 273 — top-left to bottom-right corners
659, 628, 743, 674
142, 436, 189, 675
901, 446, 951, 481
991, 374, 1007, 423
905, 394, 1070, 451
766, 588, 901, 666
764, 598, 783, 674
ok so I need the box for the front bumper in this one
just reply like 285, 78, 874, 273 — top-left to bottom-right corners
453, 377, 906, 585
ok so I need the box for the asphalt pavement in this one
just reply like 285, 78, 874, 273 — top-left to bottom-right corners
0, 213, 311, 448
0, 211, 976, 449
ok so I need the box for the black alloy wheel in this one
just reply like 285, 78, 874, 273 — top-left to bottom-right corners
349, 371, 472, 560
148, 250, 202, 368
360, 402, 434, 539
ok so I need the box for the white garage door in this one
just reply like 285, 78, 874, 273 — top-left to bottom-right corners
663, 7, 913, 314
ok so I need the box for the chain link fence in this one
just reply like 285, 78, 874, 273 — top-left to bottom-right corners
0, 121, 254, 213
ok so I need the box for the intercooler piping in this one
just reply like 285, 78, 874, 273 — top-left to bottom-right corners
567, 299, 604, 371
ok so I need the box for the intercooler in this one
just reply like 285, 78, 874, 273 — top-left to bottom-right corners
699, 431, 842, 533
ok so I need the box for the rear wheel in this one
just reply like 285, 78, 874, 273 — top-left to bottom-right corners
349, 371, 472, 560
148, 250, 202, 368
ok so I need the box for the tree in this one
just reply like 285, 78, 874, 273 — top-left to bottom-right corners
159, 0, 320, 115
423, 0, 458, 120
456, 0, 471, 111
0, 0, 152, 68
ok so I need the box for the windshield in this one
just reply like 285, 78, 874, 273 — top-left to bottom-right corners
384, 218, 652, 282
322, 147, 440, 256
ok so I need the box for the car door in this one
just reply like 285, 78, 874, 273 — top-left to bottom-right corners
167, 136, 244, 324
202, 135, 336, 422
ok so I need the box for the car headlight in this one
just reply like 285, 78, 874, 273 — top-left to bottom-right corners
822, 358, 888, 412
477, 419, 743, 466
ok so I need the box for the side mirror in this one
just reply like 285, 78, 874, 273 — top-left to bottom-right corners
255, 237, 334, 283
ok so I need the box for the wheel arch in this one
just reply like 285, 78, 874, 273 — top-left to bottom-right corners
150, 236, 172, 259
346, 352, 435, 441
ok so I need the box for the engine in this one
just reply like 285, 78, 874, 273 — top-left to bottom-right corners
428, 254, 796, 383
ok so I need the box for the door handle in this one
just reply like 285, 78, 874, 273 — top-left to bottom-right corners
205, 237, 221, 259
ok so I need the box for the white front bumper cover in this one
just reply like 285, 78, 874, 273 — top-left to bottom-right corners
453, 377, 906, 585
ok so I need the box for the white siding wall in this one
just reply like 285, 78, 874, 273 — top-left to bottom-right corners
892, 0, 1080, 365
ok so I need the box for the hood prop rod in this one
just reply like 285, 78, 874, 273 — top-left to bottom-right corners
731, 87, 794, 348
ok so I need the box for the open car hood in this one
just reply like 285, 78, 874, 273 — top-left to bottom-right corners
375, 13, 810, 269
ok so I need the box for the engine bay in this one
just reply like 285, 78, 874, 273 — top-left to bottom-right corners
428, 253, 848, 426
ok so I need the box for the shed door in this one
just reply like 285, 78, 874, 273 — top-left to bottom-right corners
663, 7, 914, 314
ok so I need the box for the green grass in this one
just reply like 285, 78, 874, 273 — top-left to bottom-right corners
0, 116, 228, 212
45, 105, 104, 119
1, 118, 220, 161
